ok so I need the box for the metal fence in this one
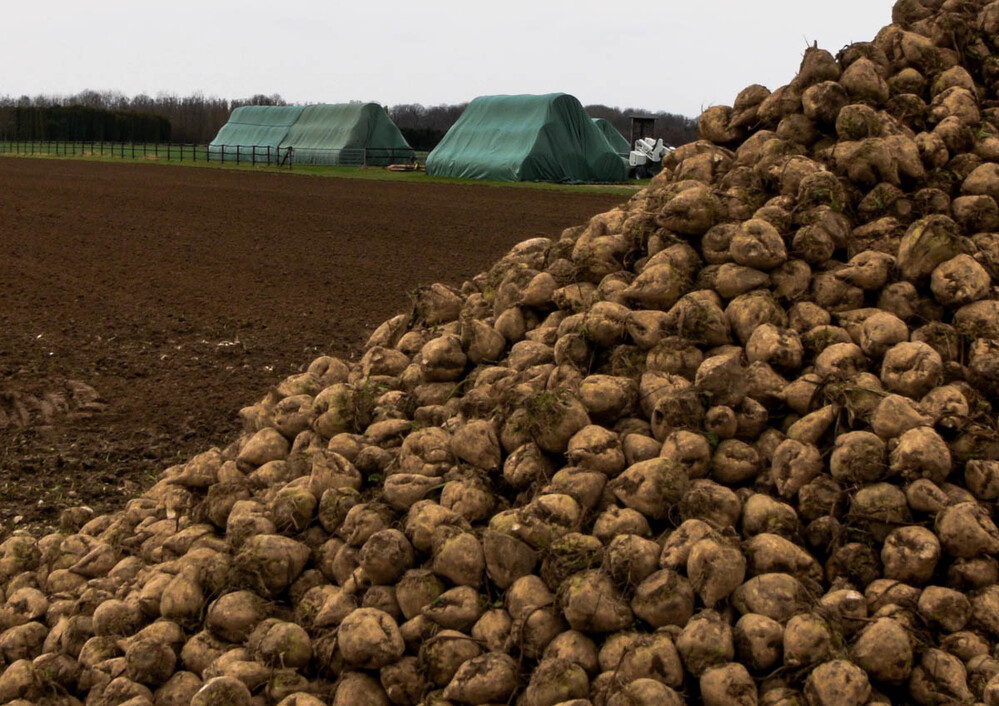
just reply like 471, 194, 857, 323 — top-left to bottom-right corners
0, 140, 212, 163
0, 141, 416, 169
207, 145, 415, 167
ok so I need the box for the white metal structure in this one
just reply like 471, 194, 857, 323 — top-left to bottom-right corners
628, 137, 671, 177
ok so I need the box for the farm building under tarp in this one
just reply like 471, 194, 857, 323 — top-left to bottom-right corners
209, 103, 414, 166
280, 103, 414, 166
208, 105, 304, 160
592, 117, 631, 154
425, 93, 630, 183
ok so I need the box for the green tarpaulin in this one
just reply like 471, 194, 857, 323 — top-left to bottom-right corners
209, 103, 414, 166
280, 103, 414, 166
208, 105, 304, 160
593, 118, 631, 154
426, 93, 630, 183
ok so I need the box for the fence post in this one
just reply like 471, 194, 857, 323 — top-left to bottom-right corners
266, 145, 270, 164
194, 144, 197, 163
236, 145, 241, 165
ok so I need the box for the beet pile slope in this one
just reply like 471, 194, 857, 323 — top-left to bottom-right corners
2, 0, 999, 704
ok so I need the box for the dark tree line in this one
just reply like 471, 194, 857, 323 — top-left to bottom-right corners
0, 90, 699, 148
585, 104, 699, 148
0, 104, 171, 142
387, 103, 468, 151
0, 91, 286, 143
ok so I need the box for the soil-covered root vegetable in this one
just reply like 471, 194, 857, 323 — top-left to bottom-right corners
451, 418, 501, 472
870, 393, 933, 439
190, 675, 253, 706
681, 479, 742, 528
93, 598, 144, 637
856, 311, 909, 359
605, 534, 660, 586
889, 426, 952, 485
558, 570, 633, 633
711, 438, 761, 485
418, 630, 481, 688
676, 610, 735, 677
930, 254, 991, 306
659, 519, 716, 570
881, 525, 941, 585
734, 613, 783, 672
934, 502, 999, 559
771, 439, 823, 498
829, 431, 886, 484
154, 671, 204, 705
566, 424, 626, 476
896, 215, 963, 283
687, 537, 746, 608
336, 608, 404, 669
804, 659, 871, 706
918, 586, 971, 633
358, 529, 415, 586
909, 648, 975, 705
744, 534, 823, 592
431, 528, 485, 587
379, 656, 427, 705
442, 652, 520, 704
519, 657, 590, 706
600, 630, 684, 688
233, 535, 310, 597
608, 458, 688, 520
850, 616, 914, 684
659, 430, 712, 480
332, 671, 391, 706
782, 612, 835, 669
421, 585, 485, 631
880, 341, 943, 399
699, 662, 757, 706
741, 493, 799, 539
656, 182, 722, 237
481, 529, 538, 590
577, 375, 636, 422
732, 573, 810, 623
605, 678, 684, 706
254, 620, 311, 669
630, 568, 695, 628
526, 392, 591, 454
125, 639, 177, 687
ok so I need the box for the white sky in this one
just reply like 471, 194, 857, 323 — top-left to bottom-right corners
3, 1, 896, 117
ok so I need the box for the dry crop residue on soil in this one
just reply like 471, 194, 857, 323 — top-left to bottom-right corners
0, 158, 626, 533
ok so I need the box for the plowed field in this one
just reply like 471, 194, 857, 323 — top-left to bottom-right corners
0, 158, 626, 533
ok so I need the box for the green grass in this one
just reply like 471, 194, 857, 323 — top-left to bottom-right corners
0, 141, 647, 195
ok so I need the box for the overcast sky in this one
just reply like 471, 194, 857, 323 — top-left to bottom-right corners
4, 1, 896, 117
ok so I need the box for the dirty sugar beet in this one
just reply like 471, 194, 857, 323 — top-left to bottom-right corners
4, 0, 999, 704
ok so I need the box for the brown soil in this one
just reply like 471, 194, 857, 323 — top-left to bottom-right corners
0, 158, 626, 536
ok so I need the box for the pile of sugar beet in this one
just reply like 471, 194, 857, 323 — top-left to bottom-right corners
7, 1, 999, 705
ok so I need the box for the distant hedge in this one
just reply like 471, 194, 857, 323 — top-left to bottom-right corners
0, 105, 171, 142
399, 127, 449, 152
